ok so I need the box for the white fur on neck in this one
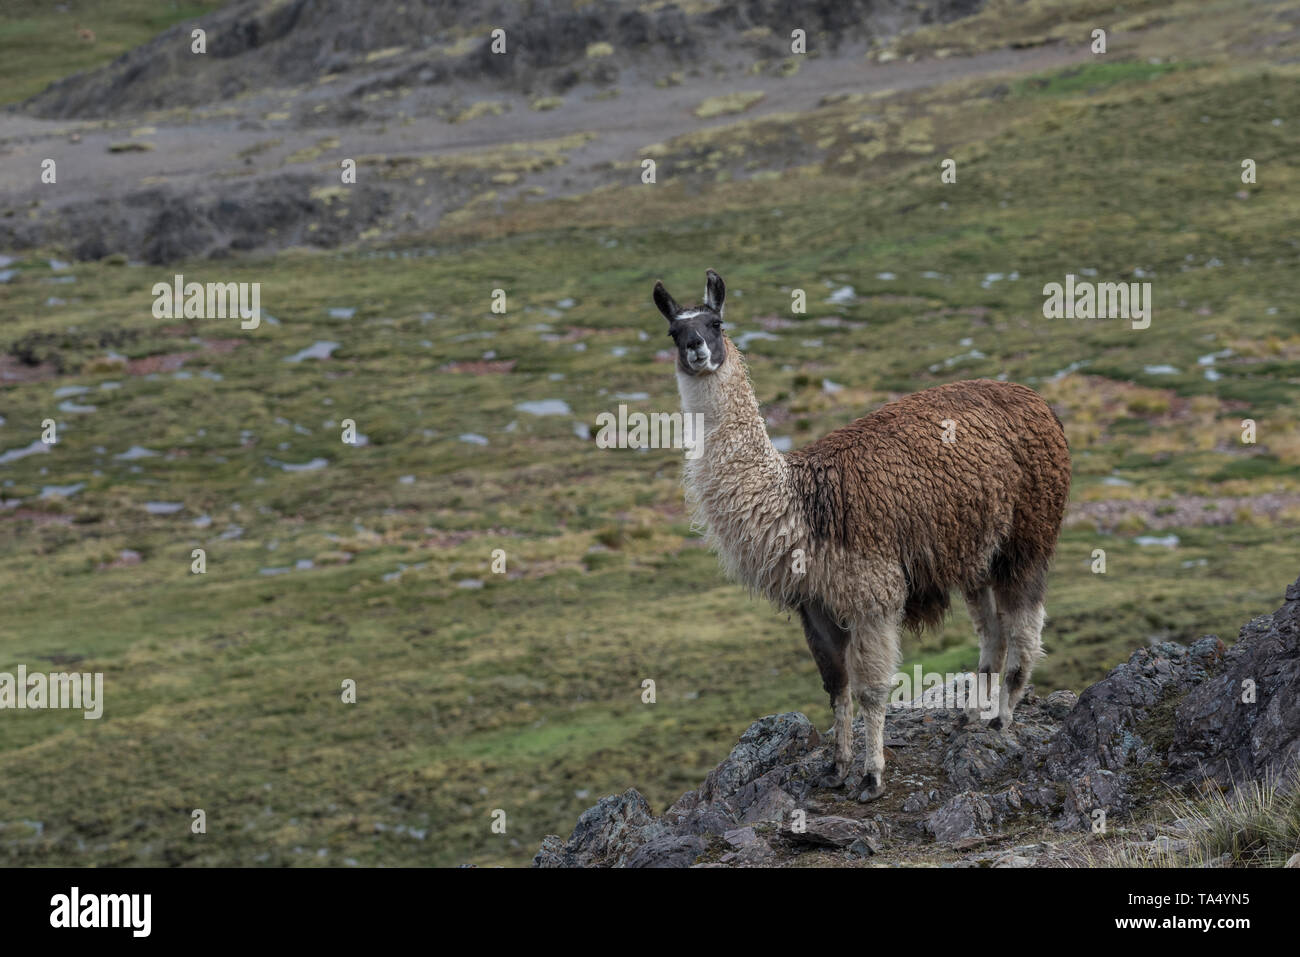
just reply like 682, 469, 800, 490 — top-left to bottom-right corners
675, 339, 808, 606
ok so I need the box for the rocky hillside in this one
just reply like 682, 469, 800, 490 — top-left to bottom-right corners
0, 0, 1010, 264
20, 0, 981, 119
535, 573, 1300, 867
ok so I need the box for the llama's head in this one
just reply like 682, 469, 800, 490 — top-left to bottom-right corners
653, 269, 727, 376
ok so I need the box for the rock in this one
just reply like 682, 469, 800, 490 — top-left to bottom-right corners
723, 826, 759, 848
782, 814, 881, 848
1168, 582, 1300, 788
1042, 689, 1078, 720
699, 712, 820, 805
624, 833, 707, 868
674, 803, 737, 837
738, 785, 798, 825
942, 727, 1024, 790
902, 790, 931, 812
1127, 836, 1190, 855
1042, 577, 1300, 827
993, 854, 1032, 868
719, 837, 776, 865
729, 766, 796, 817
1045, 642, 1196, 778
927, 791, 995, 843
532, 788, 654, 867
532, 834, 566, 868
989, 781, 1060, 818
847, 835, 880, 858
1285, 852, 1300, 868
719, 824, 779, 864
1057, 769, 1127, 832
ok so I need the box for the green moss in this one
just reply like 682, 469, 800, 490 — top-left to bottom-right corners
1011, 60, 1197, 98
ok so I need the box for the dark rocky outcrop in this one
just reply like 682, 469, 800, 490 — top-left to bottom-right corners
534, 573, 1300, 867
1169, 576, 1300, 786
3, 174, 394, 266
19, 0, 986, 120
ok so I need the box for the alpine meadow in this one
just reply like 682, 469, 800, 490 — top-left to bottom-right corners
0, 0, 1298, 882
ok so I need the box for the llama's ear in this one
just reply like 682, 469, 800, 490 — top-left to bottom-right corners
705, 269, 725, 314
653, 280, 679, 322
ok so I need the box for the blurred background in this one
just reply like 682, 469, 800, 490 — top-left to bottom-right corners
0, 0, 1297, 867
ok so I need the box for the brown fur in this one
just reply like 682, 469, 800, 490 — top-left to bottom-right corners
786, 378, 1071, 632
676, 338, 1070, 633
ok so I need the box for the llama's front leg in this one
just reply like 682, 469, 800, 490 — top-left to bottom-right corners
831, 686, 855, 780
798, 602, 852, 783
849, 617, 900, 802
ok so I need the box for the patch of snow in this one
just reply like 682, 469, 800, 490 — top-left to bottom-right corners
516, 399, 572, 416
0, 441, 50, 465
40, 482, 85, 499
284, 341, 339, 363
115, 446, 158, 460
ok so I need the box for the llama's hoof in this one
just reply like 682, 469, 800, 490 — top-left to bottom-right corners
856, 771, 886, 802
814, 758, 848, 788
988, 716, 1003, 730
956, 711, 972, 727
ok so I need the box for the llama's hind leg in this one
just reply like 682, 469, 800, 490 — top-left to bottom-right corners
959, 586, 1007, 727
995, 599, 1046, 728
798, 601, 852, 783
848, 616, 901, 802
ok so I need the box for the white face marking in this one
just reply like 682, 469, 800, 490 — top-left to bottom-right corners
685, 348, 717, 373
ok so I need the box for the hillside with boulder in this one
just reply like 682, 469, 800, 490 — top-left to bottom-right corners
535, 573, 1300, 867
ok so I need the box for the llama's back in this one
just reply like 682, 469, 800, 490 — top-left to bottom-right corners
786, 379, 1070, 630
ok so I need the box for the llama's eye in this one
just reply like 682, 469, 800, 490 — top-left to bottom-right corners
711, 322, 722, 331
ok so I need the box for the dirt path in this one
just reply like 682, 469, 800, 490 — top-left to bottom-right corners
0, 42, 1089, 257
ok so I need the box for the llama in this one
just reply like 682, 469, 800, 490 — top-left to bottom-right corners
653, 269, 1071, 801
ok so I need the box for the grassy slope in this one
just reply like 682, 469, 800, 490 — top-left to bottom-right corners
0, 1, 221, 107
2, 12, 1299, 867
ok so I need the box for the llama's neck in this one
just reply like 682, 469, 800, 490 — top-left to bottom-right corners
676, 339, 782, 469
676, 338, 804, 601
